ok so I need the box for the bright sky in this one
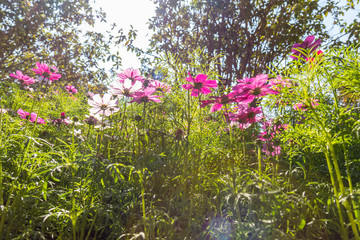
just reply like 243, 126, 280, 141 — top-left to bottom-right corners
92, 0, 156, 70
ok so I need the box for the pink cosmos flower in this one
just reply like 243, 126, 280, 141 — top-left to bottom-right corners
87, 92, 95, 99
237, 77, 253, 84
17, 109, 30, 119
32, 62, 61, 81
291, 35, 321, 60
293, 99, 319, 111
233, 75, 267, 92
65, 85, 78, 94
201, 92, 237, 112
17, 109, 45, 124
225, 111, 252, 129
182, 72, 218, 97
293, 102, 305, 111
110, 78, 143, 97
117, 69, 144, 82
30, 112, 46, 124
269, 76, 293, 90
130, 87, 163, 104
224, 103, 262, 128
262, 143, 281, 156
150, 80, 172, 94
261, 120, 288, 136
234, 104, 263, 123
233, 74, 278, 103
258, 131, 273, 142
88, 93, 119, 116
9, 71, 35, 85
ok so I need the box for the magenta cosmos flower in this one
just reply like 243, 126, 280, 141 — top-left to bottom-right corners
52, 112, 72, 126
32, 62, 61, 81
201, 92, 237, 112
237, 77, 253, 85
182, 72, 218, 97
306, 50, 324, 63
88, 93, 119, 116
225, 111, 251, 130
65, 85, 78, 94
233, 74, 278, 103
17, 109, 46, 124
9, 71, 35, 85
234, 103, 263, 124
291, 35, 321, 60
130, 87, 163, 104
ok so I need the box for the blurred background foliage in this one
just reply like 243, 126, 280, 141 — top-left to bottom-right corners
143, 0, 360, 86
0, 0, 135, 86
1, 0, 359, 87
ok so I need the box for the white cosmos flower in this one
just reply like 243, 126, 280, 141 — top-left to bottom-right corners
88, 93, 119, 117
73, 129, 84, 140
110, 78, 143, 97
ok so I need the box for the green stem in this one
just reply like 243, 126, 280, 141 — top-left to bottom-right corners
311, 105, 359, 238
258, 145, 262, 180
197, 95, 202, 176
0, 110, 4, 208
71, 166, 77, 240
85, 212, 97, 240
341, 132, 360, 227
186, 89, 192, 234
224, 107, 236, 193
324, 152, 347, 240
326, 65, 360, 229
141, 102, 147, 237
141, 169, 147, 238
120, 101, 127, 135
185, 90, 191, 175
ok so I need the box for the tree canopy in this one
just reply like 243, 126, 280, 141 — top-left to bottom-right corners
148, 0, 360, 85
0, 0, 133, 86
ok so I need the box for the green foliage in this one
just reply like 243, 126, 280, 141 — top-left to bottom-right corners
146, 0, 360, 85
0, 0, 133, 86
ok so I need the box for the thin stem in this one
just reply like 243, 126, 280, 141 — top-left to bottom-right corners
141, 169, 147, 238
310, 105, 359, 238
197, 95, 202, 176
324, 152, 347, 240
258, 145, 262, 180
141, 102, 147, 238
224, 107, 237, 193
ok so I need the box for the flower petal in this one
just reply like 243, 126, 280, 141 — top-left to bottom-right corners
195, 74, 208, 82
182, 84, 194, 90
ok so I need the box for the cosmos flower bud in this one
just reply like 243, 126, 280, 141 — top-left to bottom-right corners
134, 115, 142, 122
